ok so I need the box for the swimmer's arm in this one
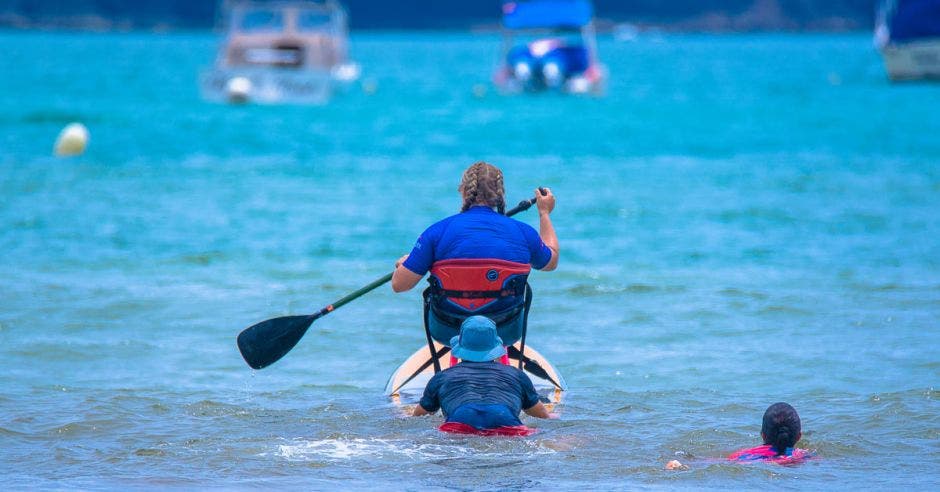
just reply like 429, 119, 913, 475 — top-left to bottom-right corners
523, 402, 559, 419
392, 255, 423, 292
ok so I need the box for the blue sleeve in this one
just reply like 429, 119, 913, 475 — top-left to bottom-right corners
518, 371, 541, 410
519, 222, 553, 270
418, 372, 443, 413
402, 221, 443, 276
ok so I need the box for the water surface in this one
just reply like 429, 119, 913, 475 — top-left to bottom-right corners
1, 31, 939, 489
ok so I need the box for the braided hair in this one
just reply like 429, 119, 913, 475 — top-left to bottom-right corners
761, 402, 802, 455
458, 161, 506, 214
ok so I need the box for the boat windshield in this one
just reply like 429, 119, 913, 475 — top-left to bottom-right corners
298, 11, 335, 33
238, 9, 285, 33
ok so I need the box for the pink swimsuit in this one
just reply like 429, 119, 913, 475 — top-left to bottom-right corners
728, 444, 812, 464
438, 422, 536, 436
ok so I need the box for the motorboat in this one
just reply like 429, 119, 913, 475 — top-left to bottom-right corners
876, 0, 940, 81
493, 0, 607, 94
201, 0, 360, 104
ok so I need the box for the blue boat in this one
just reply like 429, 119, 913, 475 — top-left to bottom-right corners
493, 0, 607, 94
876, 0, 940, 80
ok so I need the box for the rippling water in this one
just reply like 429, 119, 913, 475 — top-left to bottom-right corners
1, 31, 939, 489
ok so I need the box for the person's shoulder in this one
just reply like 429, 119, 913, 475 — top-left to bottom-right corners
493, 362, 529, 378
427, 366, 454, 384
422, 213, 461, 236
508, 215, 538, 233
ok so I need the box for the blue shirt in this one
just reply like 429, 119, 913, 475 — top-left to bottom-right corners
419, 361, 541, 424
402, 206, 553, 276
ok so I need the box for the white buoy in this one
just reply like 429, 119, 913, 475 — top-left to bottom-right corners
53, 122, 89, 157
226, 76, 252, 103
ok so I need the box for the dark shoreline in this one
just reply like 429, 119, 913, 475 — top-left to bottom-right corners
0, 0, 876, 33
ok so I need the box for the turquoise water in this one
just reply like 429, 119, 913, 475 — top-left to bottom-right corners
1, 30, 939, 489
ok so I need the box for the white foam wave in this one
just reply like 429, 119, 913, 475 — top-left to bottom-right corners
274, 437, 556, 462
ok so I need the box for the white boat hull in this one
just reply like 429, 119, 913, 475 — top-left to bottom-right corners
201, 67, 333, 104
881, 39, 940, 81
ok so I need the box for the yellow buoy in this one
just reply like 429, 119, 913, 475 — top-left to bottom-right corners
53, 122, 89, 157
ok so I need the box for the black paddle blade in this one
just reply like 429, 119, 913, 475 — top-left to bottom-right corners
236, 315, 315, 369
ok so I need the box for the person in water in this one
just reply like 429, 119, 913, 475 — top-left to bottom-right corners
728, 402, 812, 462
391, 161, 558, 352
412, 316, 556, 435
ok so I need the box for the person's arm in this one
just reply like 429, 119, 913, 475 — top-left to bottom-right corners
535, 187, 559, 271
392, 254, 423, 292
412, 373, 442, 417
518, 371, 557, 419
523, 402, 558, 419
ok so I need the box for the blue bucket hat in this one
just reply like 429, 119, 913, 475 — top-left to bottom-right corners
450, 316, 505, 362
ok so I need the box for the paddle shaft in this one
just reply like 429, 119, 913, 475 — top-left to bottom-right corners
307, 190, 544, 323
306, 271, 394, 323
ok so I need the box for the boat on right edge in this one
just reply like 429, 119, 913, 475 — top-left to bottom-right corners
875, 0, 940, 81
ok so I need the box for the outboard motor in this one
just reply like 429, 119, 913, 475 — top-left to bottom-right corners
540, 45, 590, 89
506, 45, 537, 84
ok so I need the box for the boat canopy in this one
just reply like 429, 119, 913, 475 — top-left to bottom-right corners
502, 0, 594, 30
885, 0, 940, 42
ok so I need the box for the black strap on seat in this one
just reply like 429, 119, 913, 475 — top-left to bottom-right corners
516, 283, 533, 370
427, 275, 527, 300
434, 287, 523, 299
422, 287, 443, 374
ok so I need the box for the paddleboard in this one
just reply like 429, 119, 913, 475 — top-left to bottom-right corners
385, 341, 566, 411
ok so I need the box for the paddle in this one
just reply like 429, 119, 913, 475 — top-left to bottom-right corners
237, 190, 546, 369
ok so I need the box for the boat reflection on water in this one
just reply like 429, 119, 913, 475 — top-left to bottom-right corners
876, 0, 940, 81
201, 0, 360, 104
493, 0, 607, 95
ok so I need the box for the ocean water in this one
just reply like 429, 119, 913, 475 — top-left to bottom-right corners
1, 30, 939, 489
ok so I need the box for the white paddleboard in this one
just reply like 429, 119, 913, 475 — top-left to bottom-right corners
385, 341, 566, 410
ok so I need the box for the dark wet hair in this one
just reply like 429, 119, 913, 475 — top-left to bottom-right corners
761, 402, 801, 455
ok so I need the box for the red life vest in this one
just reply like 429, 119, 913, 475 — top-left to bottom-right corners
428, 258, 530, 312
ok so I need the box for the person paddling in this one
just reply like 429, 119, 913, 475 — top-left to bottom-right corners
728, 402, 813, 463
412, 316, 557, 435
391, 161, 558, 364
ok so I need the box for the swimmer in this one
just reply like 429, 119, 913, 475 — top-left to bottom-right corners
728, 402, 814, 463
